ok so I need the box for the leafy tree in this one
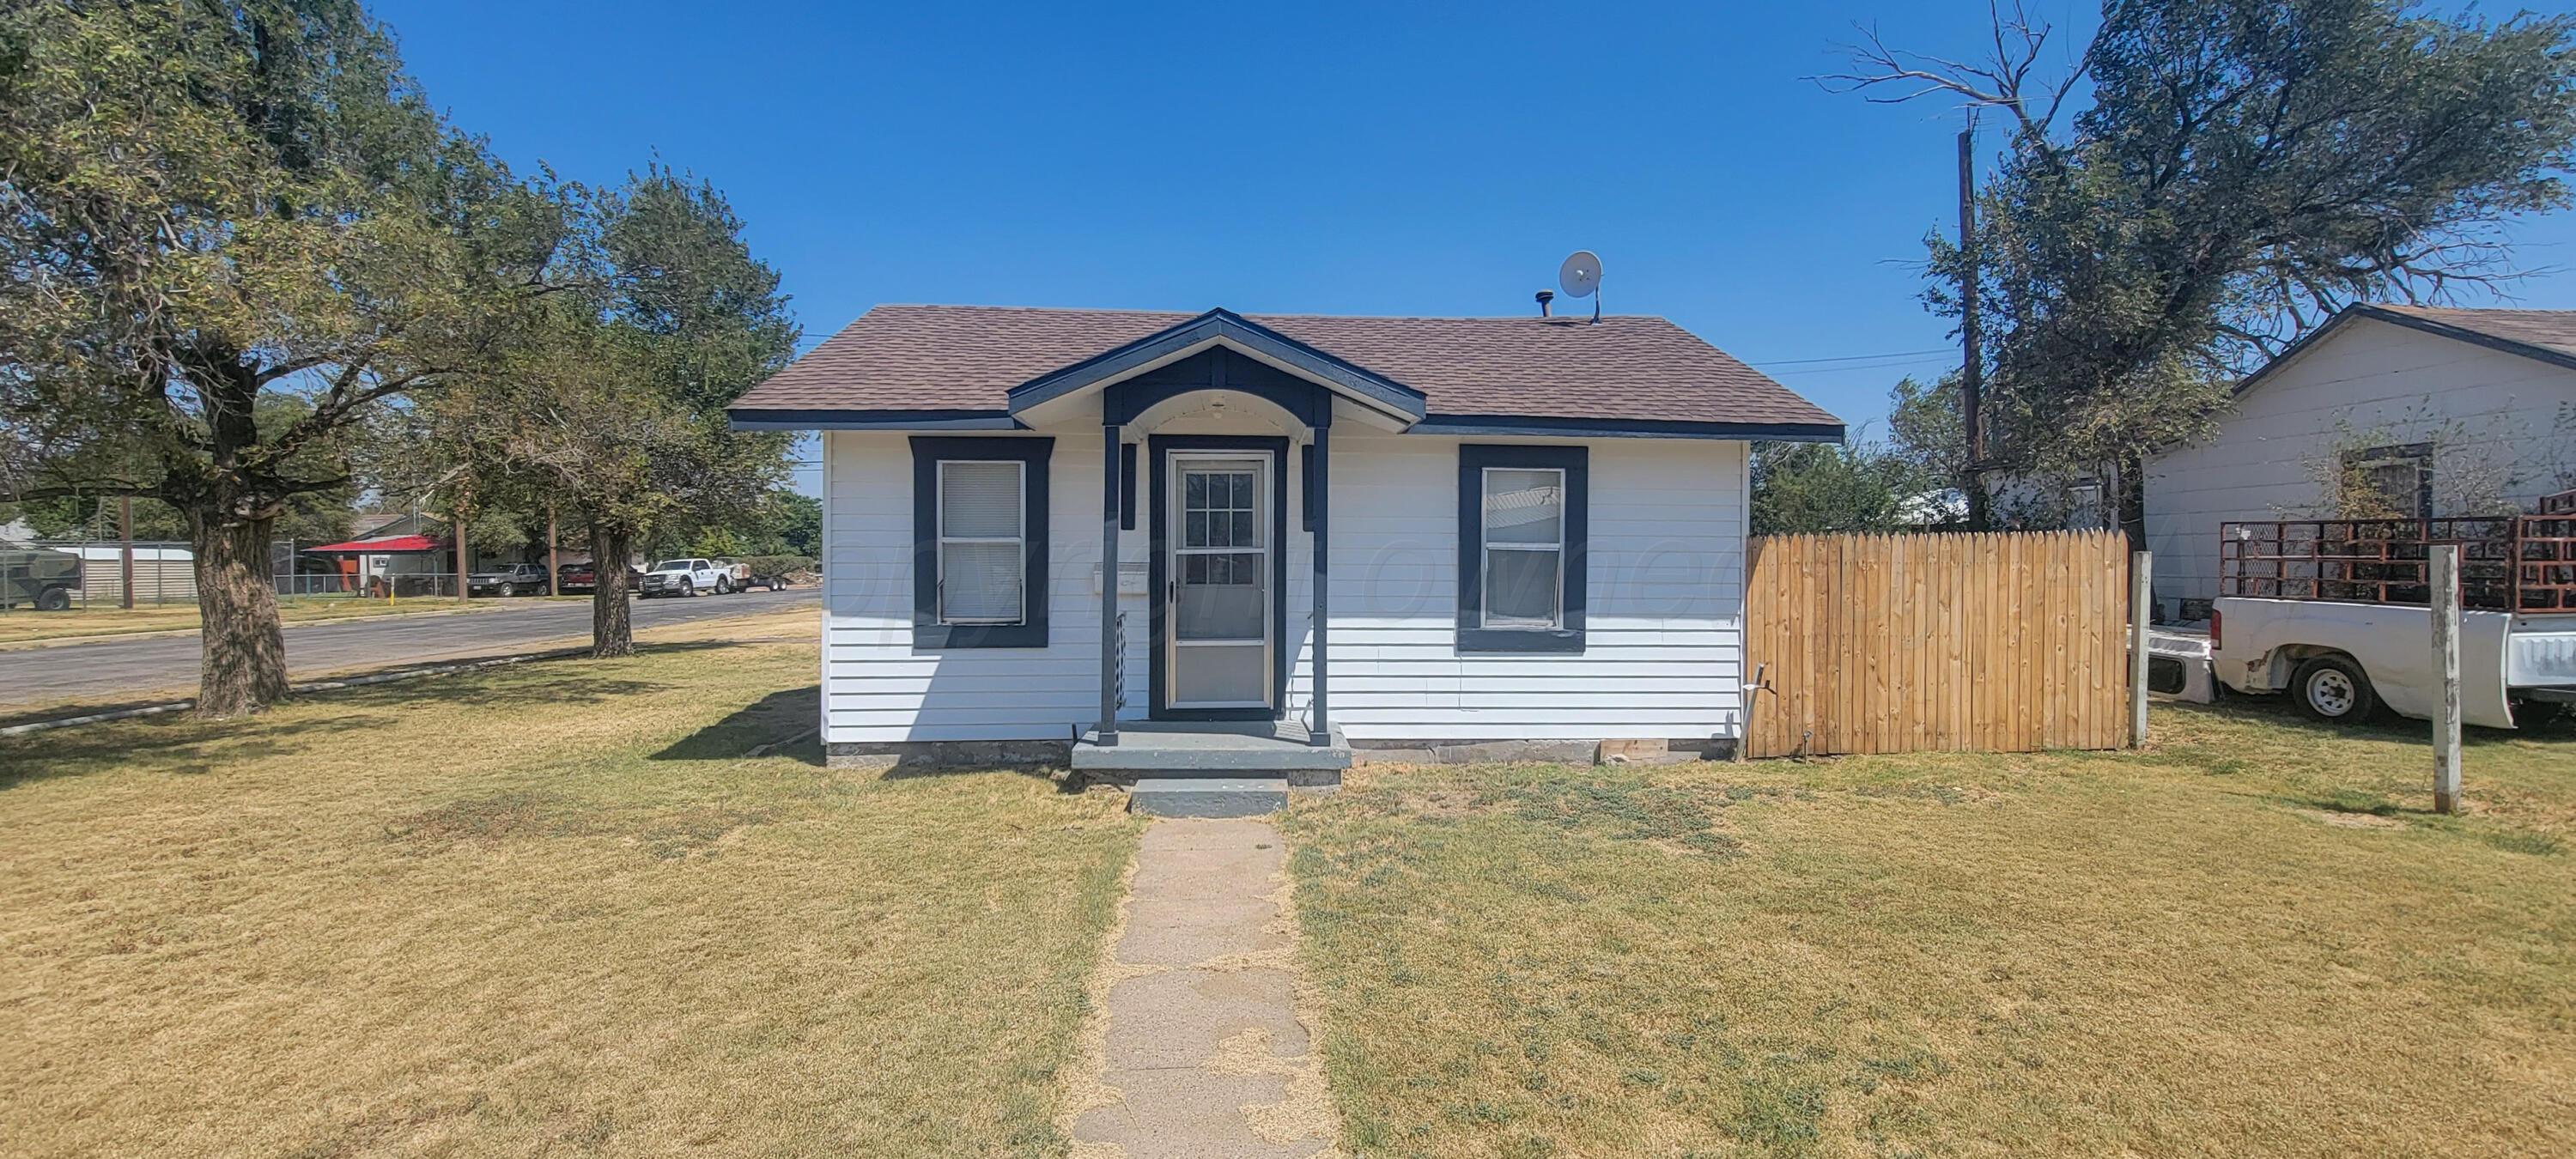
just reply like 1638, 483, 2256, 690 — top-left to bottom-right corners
454, 168, 797, 656
1749, 437, 1941, 535
1826, 0, 2576, 549
659, 489, 818, 558
1886, 374, 1966, 488
0, 0, 556, 714
759, 490, 822, 557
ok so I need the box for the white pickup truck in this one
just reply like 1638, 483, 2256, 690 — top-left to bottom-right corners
2213, 598, 2576, 727
2206, 501, 2576, 729
636, 557, 732, 598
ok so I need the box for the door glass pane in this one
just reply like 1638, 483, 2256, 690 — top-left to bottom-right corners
941, 462, 1021, 537
1485, 547, 1559, 626
1173, 461, 1266, 644
1485, 469, 1562, 544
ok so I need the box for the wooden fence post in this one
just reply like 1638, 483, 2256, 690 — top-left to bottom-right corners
2432, 544, 2463, 814
2129, 550, 2152, 748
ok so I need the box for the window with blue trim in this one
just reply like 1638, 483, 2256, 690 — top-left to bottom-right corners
910, 436, 1052, 649
1456, 444, 1587, 653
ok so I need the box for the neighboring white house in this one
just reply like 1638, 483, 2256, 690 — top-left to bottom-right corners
2146, 304, 2576, 614
729, 305, 1844, 768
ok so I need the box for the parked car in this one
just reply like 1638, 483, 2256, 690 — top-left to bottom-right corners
562, 561, 647, 595
638, 557, 730, 598
467, 562, 551, 597
0, 547, 82, 611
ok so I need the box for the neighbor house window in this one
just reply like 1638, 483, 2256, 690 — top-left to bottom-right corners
910, 436, 1052, 649
1456, 444, 1587, 653
2345, 442, 2433, 519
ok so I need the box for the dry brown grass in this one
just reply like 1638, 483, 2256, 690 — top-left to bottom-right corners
1283, 703, 2576, 1157
0, 628, 1139, 1156
0, 595, 512, 647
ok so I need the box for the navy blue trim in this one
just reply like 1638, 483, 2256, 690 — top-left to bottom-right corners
1118, 441, 1138, 530
1103, 347, 1335, 428
1299, 444, 1316, 532
910, 436, 1053, 650
1007, 308, 1425, 422
1147, 434, 1291, 720
1457, 444, 1588, 654
1411, 414, 1844, 443
732, 408, 1021, 431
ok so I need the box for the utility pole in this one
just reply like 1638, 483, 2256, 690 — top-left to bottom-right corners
118, 496, 135, 610
546, 499, 561, 598
452, 478, 472, 605
1959, 115, 1990, 531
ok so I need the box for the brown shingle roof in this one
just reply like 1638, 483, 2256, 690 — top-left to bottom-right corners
732, 305, 1842, 429
2362, 304, 2576, 364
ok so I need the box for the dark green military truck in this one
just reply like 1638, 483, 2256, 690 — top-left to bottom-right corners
1, 547, 82, 611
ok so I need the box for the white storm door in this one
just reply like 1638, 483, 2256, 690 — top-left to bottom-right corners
1166, 454, 1272, 710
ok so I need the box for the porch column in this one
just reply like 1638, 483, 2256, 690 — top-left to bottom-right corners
1309, 423, 1330, 743
1097, 422, 1121, 745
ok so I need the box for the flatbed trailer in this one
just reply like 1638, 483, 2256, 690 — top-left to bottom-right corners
2207, 489, 2576, 728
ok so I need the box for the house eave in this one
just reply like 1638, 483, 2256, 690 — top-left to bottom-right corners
730, 407, 1847, 442
727, 408, 1024, 431
2235, 302, 2576, 398
1407, 414, 1846, 443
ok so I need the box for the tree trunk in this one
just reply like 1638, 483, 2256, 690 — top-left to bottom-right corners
2117, 449, 2148, 555
590, 520, 635, 658
191, 507, 289, 718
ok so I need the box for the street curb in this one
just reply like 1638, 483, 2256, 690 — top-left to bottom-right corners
0, 646, 591, 738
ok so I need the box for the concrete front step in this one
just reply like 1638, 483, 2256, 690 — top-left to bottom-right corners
1072, 724, 1352, 774
1129, 776, 1291, 817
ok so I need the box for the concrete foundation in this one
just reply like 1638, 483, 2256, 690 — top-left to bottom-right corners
824, 739, 1072, 771
1348, 737, 1735, 767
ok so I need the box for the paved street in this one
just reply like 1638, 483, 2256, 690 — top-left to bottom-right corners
0, 586, 817, 712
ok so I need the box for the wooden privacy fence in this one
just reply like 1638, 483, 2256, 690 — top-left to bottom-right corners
1745, 531, 2132, 758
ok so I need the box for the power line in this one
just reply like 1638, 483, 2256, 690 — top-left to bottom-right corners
1748, 348, 1953, 367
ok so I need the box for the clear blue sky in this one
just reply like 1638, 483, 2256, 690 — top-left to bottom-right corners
375, 0, 2576, 494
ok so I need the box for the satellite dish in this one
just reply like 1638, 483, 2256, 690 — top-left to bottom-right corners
1558, 251, 1604, 323
1558, 251, 1602, 298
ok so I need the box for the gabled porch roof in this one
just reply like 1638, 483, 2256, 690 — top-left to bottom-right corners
1007, 308, 1425, 428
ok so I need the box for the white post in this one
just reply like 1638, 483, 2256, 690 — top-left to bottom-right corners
2129, 550, 2152, 748
2431, 544, 2463, 815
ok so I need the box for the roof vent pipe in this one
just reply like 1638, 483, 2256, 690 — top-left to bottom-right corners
1534, 289, 1554, 318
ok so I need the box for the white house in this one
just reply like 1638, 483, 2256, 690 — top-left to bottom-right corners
729, 305, 1843, 770
2146, 304, 2576, 615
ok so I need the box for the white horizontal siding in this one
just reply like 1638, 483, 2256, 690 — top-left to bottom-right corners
2146, 318, 2576, 602
821, 422, 1749, 744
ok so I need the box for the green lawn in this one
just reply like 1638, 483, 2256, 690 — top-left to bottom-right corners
9, 628, 2570, 1157
1284, 705, 2576, 1157
0, 626, 1140, 1157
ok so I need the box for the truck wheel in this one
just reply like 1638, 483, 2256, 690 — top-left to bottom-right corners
2291, 655, 2380, 725
677, 580, 693, 598
715, 576, 732, 595
35, 586, 71, 612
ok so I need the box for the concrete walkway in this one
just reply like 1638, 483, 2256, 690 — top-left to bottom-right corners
1070, 818, 1338, 1159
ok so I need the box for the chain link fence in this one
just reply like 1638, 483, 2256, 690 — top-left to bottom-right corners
0, 538, 463, 612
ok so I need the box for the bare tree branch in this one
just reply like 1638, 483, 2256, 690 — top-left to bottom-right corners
1809, 1, 2087, 147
